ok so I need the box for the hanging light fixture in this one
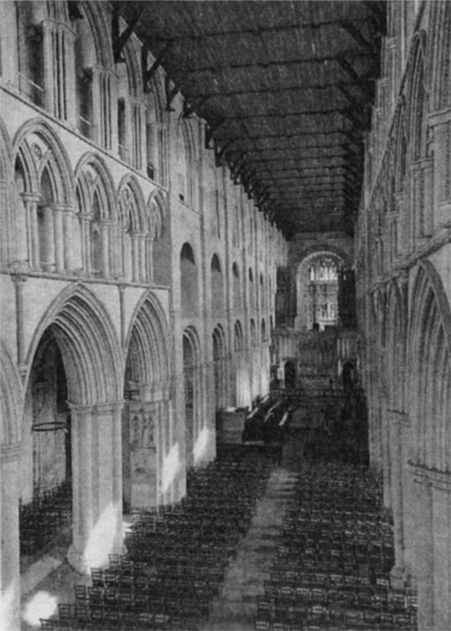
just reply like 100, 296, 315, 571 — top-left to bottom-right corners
31, 419, 69, 433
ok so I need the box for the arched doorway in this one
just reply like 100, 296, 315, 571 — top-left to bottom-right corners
20, 329, 72, 559
22, 288, 123, 574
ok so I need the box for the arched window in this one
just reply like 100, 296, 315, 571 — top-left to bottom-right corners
232, 262, 242, 312
211, 254, 224, 315
118, 178, 146, 283
74, 9, 95, 138
213, 325, 227, 410
16, 1, 45, 107
177, 119, 196, 207
145, 75, 167, 186
148, 191, 170, 286
304, 255, 340, 331
73, 3, 113, 147
250, 319, 257, 346
75, 157, 116, 278
180, 243, 198, 318
183, 327, 201, 468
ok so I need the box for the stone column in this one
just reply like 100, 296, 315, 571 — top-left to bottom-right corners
139, 234, 147, 282
1, 443, 22, 631
67, 402, 124, 574
429, 112, 451, 229
79, 214, 91, 275
146, 236, 154, 284
388, 411, 409, 588
52, 205, 65, 273
131, 234, 140, 283
100, 222, 110, 278
63, 207, 74, 272
430, 470, 451, 631
410, 463, 434, 631
21, 194, 40, 268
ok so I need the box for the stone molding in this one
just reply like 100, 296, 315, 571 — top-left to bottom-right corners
387, 409, 410, 426
409, 461, 451, 491
0, 441, 23, 461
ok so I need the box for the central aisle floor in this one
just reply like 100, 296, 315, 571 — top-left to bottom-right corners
207, 467, 299, 631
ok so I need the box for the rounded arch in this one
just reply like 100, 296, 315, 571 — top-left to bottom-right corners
211, 253, 224, 315
125, 290, 171, 389
234, 320, 244, 353
261, 318, 267, 343
294, 243, 351, 269
211, 253, 222, 273
180, 243, 198, 318
183, 325, 202, 467
176, 117, 197, 206
232, 261, 242, 312
250, 318, 257, 346
409, 261, 451, 471
13, 118, 74, 204
296, 250, 343, 331
24, 285, 123, 406
117, 173, 146, 233
1, 340, 24, 446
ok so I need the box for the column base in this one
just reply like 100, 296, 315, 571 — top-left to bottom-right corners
67, 545, 90, 575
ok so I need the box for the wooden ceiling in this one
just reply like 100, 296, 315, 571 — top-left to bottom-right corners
114, 1, 386, 238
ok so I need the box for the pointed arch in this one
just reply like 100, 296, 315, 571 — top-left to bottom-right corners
80, 0, 114, 68
429, 0, 450, 111
74, 152, 117, 218
409, 261, 451, 472
13, 119, 74, 204
24, 285, 123, 406
1, 340, 24, 446
118, 174, 146, 233
0, 118, 18, 266
147, 189, 167, 240
125, 291, 171, 391
407, 31, 429, 161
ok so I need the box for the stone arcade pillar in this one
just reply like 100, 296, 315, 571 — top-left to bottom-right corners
410, 464, 434, 631
409, 465, 451, 631
0, 444, 21, 631
124, 400, 159, 511
68, 402, 123, 574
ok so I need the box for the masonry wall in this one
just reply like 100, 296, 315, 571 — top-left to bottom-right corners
0, 2, 288, 628
355, 2, 451, 630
